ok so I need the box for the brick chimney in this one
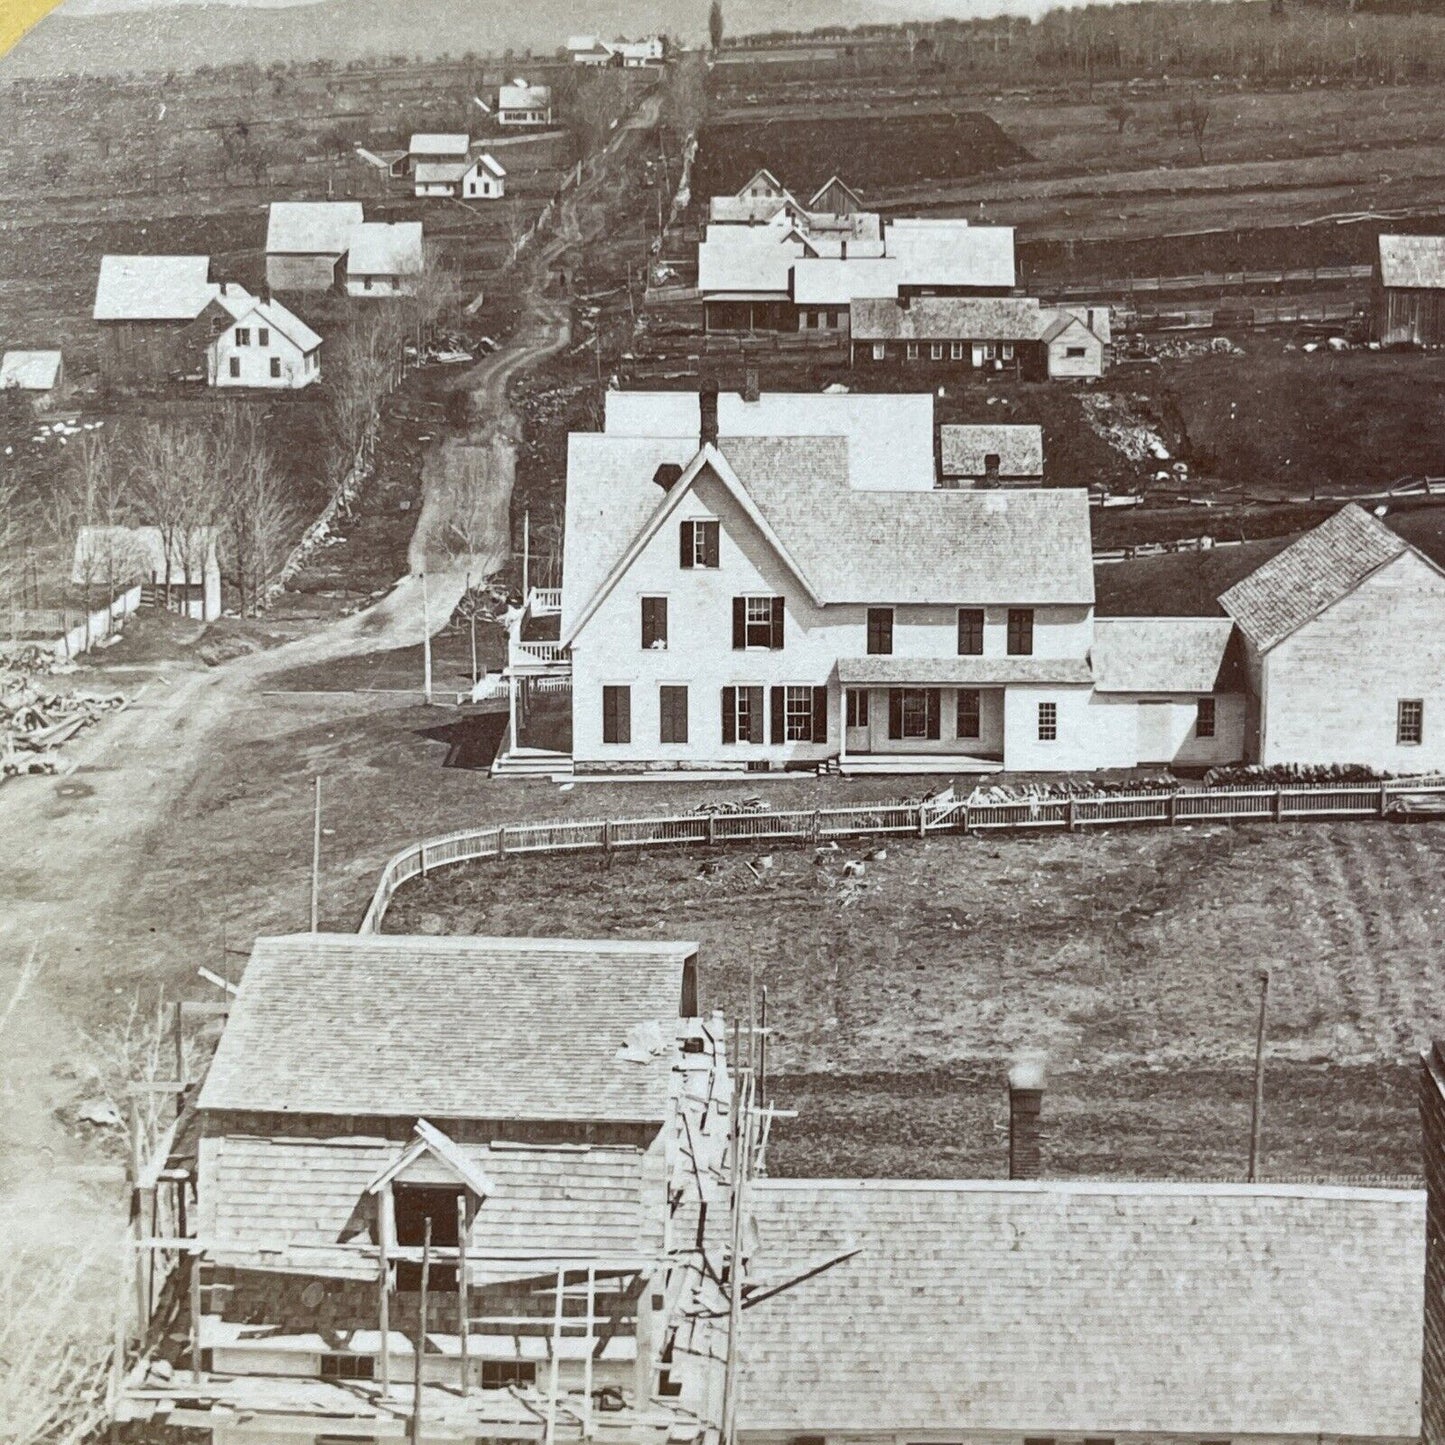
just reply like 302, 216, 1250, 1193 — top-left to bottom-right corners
840, 237, 848, 261
1007, 1058, 1045, 1180
700, 382, 719, 448
742, 366, 760, 404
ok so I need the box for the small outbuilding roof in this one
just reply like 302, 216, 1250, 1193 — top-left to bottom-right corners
409, 132, 469, 157
1219, 504, 1413, 652
93, 255, 215, 322
196, 933, 697, 1123
499, 81, 552, 108
0, 350, 62, 391
1090, 616, 1241, 693
1379, 233, 1445, 290
940, 424, 1043, 478
476, 152, 506, 178
729, 1178, 1423, 1438
346, 221, 424, 277
265, 201, 366, 257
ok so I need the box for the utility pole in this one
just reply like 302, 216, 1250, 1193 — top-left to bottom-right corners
1248, 969, 1270, 1182
421, 572, 433, 705
465, 571, 478, 686
310, 776, 322, 933
522, 510, 531, 602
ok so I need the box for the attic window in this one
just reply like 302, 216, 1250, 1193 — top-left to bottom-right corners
394, 1182, 463, 1248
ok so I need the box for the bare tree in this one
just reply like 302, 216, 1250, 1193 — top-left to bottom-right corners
128, 419, 216, 612
215, 408, 297, 616
1184, 92, 1211, 163
1105, 100, 1133, 135
325, 309, 404, 480
406, 241, 463, 352
660, 55, 708, 145
570, 68, 627, 163
709, 0, 725, 52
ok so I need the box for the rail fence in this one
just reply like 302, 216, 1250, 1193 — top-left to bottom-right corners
357, 777, 1445, 932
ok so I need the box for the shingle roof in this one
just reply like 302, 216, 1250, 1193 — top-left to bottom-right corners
346, 222, 424, 277
196, 934, 695, 1121
731, 1178, 1423, 1437
1219, 504, 1411, 652
837, 657, 1093, 686
265, 201, 365, 257
198, 1132, 664, 1281
0, 350, 62, 390
696, 234, 800, 297
603, 390, 937, 492
940, 424, 1043, 479
1379, 233, 1445, 289
409, 132, 469, 157
851, 295, 1047, 342
93, 255, 215, 322
1091, 617, 1241, 693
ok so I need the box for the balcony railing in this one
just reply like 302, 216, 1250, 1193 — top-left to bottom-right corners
528, 587, 563, 615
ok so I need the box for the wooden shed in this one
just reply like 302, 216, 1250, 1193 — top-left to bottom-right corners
1376, 234, 1445, 345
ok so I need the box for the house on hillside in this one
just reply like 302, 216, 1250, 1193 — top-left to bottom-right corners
673, 1175, 1423, 1445
115, 932, 726, 1445
416, 149, 506, 201
567, 34, 665, 66
265, 201, 366, 293
346, 222, 424, 297
409, 134, 473, 196
462, 153, 506, 199
0, 349, 66, 408
851, 297, 1110, 379
1220, 504, 1445, 769
206, 283, 322, 389
497, 80, 553, 127
1376, 234, 1445, 345
93, 255, 227, 386
72, 524, 222, 620
940, 424, 1044, 487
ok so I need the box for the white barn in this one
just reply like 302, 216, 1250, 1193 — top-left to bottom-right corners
345, 222, 424, 297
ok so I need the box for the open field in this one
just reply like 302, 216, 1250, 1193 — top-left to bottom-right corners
383, 817, 1445, 1180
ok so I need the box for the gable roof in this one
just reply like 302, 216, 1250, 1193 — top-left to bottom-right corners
1219, 504, 1414, 652
728, 1178, 1423, 1437
415, 159, 471, 185
409, 132, 469, 156
265, 201, 365, 257
808, 175, 864, 208
93, 255, 215, 322
1379, 233, 1445, 290
940, 424, 1043, 478
603, 389, 937, 492
499, 81, 551, 108
195, 933, 695, 1123
235, 295, 323, 354
1091, 616, 1242, 693
347, 221, 424, 277
739, 166, 785, 195
0, 350, 62, 390
475, 152, 506, 178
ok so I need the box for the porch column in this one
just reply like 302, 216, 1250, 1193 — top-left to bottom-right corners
508, 675, 518, 754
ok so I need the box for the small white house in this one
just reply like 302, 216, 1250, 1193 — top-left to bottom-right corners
463, 153, 506, 200
345, 222, 424, 298
1042, 308, 1108, 379
207, 284, 322, 390
73, 525, 222, 621
498, 80, 553, 127
0, 350, 65, 408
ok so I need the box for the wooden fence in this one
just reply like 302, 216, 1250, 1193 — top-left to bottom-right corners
357, 778, 1445, 933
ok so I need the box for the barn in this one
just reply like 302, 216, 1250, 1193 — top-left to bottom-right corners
1375, 233, 1445, 345
265, 202, 365, 293
93, 255, 224, 387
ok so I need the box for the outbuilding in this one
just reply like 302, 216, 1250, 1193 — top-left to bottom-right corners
345, 222, 424, 297
1376, 233, 1445, 345
0, 349, 66, 408
264, 201, 366, 293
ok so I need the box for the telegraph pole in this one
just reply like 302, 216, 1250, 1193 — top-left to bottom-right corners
421, 572, 433, 705
309, 776, 322, 933
1248, 969, 1270, 1182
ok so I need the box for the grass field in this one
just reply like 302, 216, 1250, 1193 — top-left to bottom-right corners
382, 818, 1444, 1180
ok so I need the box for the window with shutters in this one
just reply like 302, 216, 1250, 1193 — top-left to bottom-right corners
785, 686, 815, 741
734, 687, 753, 743
957, 688, 981, 739
721, 685, 765, 744
866, 607, 893, 655
957, 608, 984, 656
846, 688, 869, 728
680, 519, 719, 568
737, 595, 782, 649
889, 688, 940, 741
660, 685, 688, 744
1037, 701, 1058, 742
1196, 696, 1216, 738
1007, 607, 1034, 656
1399, 698, 1424, 745
602, 685, 630, 744
641, 596, 668, 650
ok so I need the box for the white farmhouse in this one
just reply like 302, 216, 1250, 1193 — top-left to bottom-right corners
463, 152, 506, 199
207, 284, 322, 389
345, 222, 424, 297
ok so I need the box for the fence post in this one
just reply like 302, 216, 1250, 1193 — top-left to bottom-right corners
962, 803, 971, 834
916, 805, 927, 839
1067, 796, 1077, 832
1166, 792, 1177, 827
498, 827, 509, 860
602, 820, 613, 869
810, 809, 821, 844
706, 814, 716, 846
420, 843, 429, 877
1272, 788, 1284, 823
1378, 782, 1390, 819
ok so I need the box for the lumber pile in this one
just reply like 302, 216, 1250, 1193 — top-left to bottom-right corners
1, 669, 125, 777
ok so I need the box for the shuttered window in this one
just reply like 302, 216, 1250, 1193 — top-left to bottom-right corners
679, 520, 719, 569
721, 686, 765, 745
659, 686, 689, 744
733, 596, 784, 649
957, 608, 984, 656
641, 596, 668, 650
602, 686, 630, 745
866, 608, 893, 655
957, 688, 981, 739
768, 685, 829, 743
887, 688, 941, 741
1007, 608, 1034, 656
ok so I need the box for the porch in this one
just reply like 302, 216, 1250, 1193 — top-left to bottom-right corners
492, 586, 574, 779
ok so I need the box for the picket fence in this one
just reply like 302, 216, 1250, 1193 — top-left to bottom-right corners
357, 777, 1445, 932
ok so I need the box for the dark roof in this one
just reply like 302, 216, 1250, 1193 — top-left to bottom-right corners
197, 934, 695, 1123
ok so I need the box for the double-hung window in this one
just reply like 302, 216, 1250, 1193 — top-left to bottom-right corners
1037, 701, 1058, 742
1399, 698, 1424, 746
680, 519, 720, 569
733, 596, 783, 650
1196, 696, 1216, 739
641, 596, 668, 650
1007, 607, 1034, 656
888, 687, 941, 741
229, 357, 241, 379
721, 685, 765, 744
602, 685, 631, 744
768, 686, 828, 744
269, 357, 282, 380
866, 607, 893, 656
235, 328, 250, 347
957, 607, 984, 656
258, 327, 270, 347
950, 341, 965, 360
905, 342, 919, 361
872, 342, 885, 361
957, 688, 981, 739
929, 342, 944, 360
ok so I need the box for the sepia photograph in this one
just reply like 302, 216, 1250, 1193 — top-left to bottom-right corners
0, 0, 1443, 1440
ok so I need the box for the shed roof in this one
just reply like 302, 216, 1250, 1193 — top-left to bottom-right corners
1219, 504, 1412, 652
851, 295, 1047, 342
196, 933, 695, 1122
940, 424, 1043, 478
0, 350, 62, 390
1091, 616, 1241, 693
265, 201, 366, 258
731, 1178, 1424, 1437
93, 255, 215, 322
346, 222, 424, 277
409, 132, 469, 156
1379, 233, 1445, 290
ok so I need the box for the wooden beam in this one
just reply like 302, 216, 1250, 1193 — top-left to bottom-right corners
410, 1217, 431, 1445
457, 1194, 470, 1398
545, 1266, 565, 1445
189, 1251, 203, 1376
378, 1185, 393, 1393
